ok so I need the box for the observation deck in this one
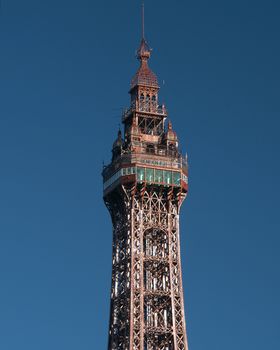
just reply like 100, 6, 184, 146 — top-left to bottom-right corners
102, 148, 188, 194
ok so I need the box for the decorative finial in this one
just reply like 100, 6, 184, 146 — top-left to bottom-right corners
136, 1, 151, 61
168, 120, 172, 130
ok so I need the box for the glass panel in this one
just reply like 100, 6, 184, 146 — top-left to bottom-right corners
137, 167, 145, 182
146, 168, 154, 182
163, 170, 171, 185
127, 167, 131, 175
172, 171, 181, 186
155, 169, 163, 183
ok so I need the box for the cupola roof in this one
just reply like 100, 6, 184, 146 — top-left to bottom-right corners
131, 39, 159, 89
113, 130, 123, 149
164, 121, 178, 141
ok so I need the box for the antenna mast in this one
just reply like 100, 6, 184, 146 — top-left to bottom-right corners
142, 2, 145, 39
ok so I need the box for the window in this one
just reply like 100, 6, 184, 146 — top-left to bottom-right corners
135, 167, 181, 186
151, 95, 157, 110
163, 170, 171, 184
137, 167, 145, 181
182, 173, 188, 184
139, 93, 145, 111
145, 94, 150, 112
172, 172, 181, 186
146, 168, 154, 182
155, 169, 163, 183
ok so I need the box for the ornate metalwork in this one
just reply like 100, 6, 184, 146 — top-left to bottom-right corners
103, 18, 189, 350
104, 187, 188, 350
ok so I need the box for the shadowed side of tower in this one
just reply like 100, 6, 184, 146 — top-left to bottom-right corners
102, 11, 189, 350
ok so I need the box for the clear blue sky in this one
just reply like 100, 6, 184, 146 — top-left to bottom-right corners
0, 0, 279, 349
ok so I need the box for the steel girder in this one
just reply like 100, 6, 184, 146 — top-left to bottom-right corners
105, 185, 188, 350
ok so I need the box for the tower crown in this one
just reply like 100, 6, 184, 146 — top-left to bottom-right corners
103, 4, 188, 195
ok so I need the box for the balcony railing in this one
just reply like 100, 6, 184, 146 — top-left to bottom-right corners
122, 104, 167, 121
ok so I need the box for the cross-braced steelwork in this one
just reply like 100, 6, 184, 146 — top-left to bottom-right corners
103, 22, 189, 350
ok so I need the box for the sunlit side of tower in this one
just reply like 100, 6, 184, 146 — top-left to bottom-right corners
102, 14, 189, 350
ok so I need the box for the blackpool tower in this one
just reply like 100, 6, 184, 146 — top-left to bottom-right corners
102, 8, 189, 350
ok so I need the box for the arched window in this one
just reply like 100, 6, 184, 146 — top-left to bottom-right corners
145, 94, 150, 111
151, 95, 157, 112
139, 93, 145, 111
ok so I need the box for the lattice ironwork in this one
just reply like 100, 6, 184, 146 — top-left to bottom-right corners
103, 14, 189, 349
104, 187, 189, 350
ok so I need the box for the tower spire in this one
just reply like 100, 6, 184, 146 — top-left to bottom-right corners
131, 2, 158, 89
137, 1, 151, 61
142, 1, 145, 39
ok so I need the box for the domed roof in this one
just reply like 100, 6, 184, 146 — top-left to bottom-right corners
131, 38, 159, 89
113, 130, 123, 149
164, 121, 178, 141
